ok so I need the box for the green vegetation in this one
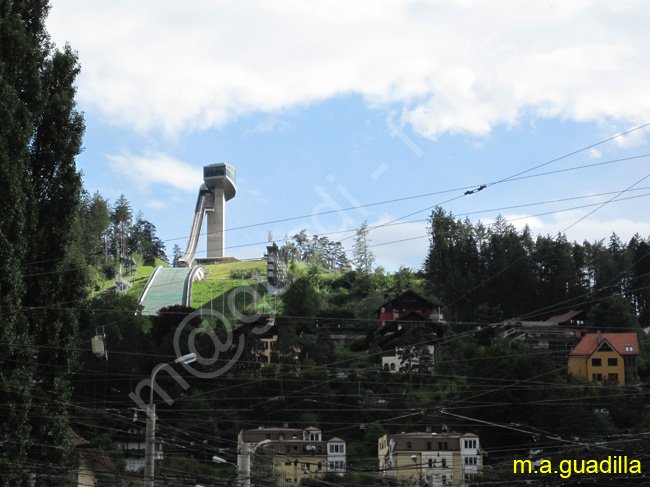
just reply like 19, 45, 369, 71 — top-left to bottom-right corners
205, 259, 267, 279
0, 1, 88, 483
191, 260, 268, 313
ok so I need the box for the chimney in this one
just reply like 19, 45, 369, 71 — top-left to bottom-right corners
597, 330, 602, 345
425, 426, 432, 433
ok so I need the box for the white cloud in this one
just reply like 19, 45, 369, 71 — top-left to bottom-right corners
589, 149, 602, 159
491, 210, 650, 243
47, 1, 650, 138
366, 216, 429, 272
106, 151, 202, 192
145, 200, 170, 210
244, 118, 291, 135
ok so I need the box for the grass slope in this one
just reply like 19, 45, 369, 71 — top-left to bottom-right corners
191, 260, 271, 319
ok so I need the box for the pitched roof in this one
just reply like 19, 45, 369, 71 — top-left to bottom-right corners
546, 309, 583, 324
376, 290, 434, 314
569, 333, 639, 356
385, 433, 468, 452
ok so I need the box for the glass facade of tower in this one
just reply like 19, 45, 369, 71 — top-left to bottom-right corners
204, 163, 236, 184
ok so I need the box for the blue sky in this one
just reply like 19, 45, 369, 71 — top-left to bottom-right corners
47, 1, 650, 271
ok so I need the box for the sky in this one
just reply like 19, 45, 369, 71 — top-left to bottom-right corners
46, 0, 650, 272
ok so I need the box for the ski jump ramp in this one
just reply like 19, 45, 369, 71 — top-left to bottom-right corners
138, 163, 236, 314
137, 265, 204, 315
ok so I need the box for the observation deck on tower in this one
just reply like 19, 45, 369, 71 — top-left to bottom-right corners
177, 163, 237, 267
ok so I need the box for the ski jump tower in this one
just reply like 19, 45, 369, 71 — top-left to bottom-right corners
178, 163, 237, 267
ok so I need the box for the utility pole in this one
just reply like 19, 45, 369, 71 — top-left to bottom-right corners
144, 353, 197, 487
237, 439, 271, 487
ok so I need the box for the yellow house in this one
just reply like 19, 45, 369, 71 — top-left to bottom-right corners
238, 426, 345, 486
378, 429, 481, 487
70, 431, 115, 487
568, 332, 639, 385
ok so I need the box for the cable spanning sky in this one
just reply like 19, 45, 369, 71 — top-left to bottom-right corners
47, 0, 650, 271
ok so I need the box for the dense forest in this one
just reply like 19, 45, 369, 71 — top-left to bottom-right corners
425, 207, 650, 327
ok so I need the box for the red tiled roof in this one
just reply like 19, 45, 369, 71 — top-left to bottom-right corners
569, 333, 639, 356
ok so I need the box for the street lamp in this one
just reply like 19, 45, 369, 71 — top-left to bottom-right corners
213, 455, 239, 470
213, 455, 239, 468
144, 353, 197, 487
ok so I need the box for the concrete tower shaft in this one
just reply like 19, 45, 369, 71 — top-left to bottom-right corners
203, 163, 236, 258
177, 163, 236, 267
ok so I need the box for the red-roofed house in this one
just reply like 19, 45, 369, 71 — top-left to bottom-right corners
568, 332, 639, 385
375, 290, 443, 329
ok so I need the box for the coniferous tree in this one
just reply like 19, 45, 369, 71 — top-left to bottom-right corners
352, 221, 375, 274
79, 190, 111, 265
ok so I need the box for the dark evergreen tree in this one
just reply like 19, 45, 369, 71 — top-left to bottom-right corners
628, 235, 650, 327
352, 221, 375, 273
424, 208, 482, 321
79, 190, 111, 265
0, 1, 86, 483
282, 277, 320, 317
130, 213, 166, 260
110, 193, 131, 260
172, 243, 183, 267
587, 294, 640, 333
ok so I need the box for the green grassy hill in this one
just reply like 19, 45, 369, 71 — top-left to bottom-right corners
191, 260, 270, 318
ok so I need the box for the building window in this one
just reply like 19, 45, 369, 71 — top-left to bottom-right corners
625, 346, 633, 352
317, 446, 322, 454
427, 442, 432, 450
608, 358, 618, 366
592, 373, 602, 381
267, 434, 271, 440
428, 459, 433, 468
407, 442, 412, 449
438, 442, 448, 450
442, 459, 446, 468
286, 446, 291, 453
294, 445, 298, 451
608, 373, 618, 382
592, 358, 602, 366
279, 434, 284, 441
285, 461, 291, 466
464, 439, 477, 449
318, 462, 322, 471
